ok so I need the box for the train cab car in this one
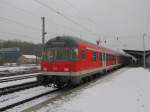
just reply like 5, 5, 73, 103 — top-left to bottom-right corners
37, 36, 127, 88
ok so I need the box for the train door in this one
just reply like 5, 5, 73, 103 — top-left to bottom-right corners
102, 52, 106, 67
116, 56, 118, 64
80, 48, 86, 70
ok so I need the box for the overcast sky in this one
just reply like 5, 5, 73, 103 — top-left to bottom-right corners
0, 0, 150, 50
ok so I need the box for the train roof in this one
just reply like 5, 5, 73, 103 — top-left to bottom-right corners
45, 36, 124, 55
45, 36, 96, 47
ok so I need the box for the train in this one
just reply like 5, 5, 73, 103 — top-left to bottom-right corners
37, 36, 131, 88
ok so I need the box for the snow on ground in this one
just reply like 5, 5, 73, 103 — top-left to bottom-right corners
0, 77, 37, 88
37, 67, 150, 112
0, 73, 40, 80
0, 86, 55, 109
0, 64, 40, 72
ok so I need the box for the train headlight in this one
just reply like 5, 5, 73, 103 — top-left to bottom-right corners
43, 67, 47, 71
64, 67, 69, 72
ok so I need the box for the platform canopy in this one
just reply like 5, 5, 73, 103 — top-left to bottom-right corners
123, 49, 150, 67
123, 49, 150, 58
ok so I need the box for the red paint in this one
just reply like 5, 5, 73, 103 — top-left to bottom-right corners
41, 40, 125, 75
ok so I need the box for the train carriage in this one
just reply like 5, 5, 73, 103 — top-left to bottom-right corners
37, 36, 130, 88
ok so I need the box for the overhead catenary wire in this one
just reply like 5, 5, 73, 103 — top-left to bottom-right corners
0, 0, 92, 37
0, 0, 39, 18
0, 30, 59, 38
33, 0, 98, 36
62, 0, 97, 25
0, 31, 39, 39
33, 0, 87, 30
0, 16, 83, 36
0, 16, 41, 31
50, 0, 96, 27
0, 15, 84, 38
0, 0, 100, 42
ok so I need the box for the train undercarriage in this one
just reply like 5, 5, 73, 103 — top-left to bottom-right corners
37, 75, 82, 88
37, 64, 124, 88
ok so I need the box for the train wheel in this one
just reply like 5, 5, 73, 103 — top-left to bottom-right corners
83, 77, 88, 83
87, 76, 92, 81
36, 75, 44, 84
36, 75, 49, 85
103, 69, 107, 74
56, 83, 68, 88
69, 77, 82, 87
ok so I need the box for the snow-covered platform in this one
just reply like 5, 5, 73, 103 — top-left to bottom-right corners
14, 67, 150, 112
60, 67, 150, 112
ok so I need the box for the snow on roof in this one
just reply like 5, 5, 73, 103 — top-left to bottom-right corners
22, 55, 37, 59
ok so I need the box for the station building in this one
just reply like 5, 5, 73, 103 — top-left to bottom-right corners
0, 47, 20, 64
18, 55, 40, 64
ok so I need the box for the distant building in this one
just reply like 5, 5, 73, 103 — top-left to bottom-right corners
18, 55, 39, 64
0, 47, 20, 64
0, 47, 20, 57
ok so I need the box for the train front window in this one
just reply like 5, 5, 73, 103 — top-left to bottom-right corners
47, 48, 78, 61
42, 50, 48, 61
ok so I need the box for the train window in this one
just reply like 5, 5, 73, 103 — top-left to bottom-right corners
99, 52, 103, 61
81, 49, 86, 60
110, 55, 112, 60
71, 48, 78, 60
98, 53, 100, 60
112, 55, 114, 60
113, 55, 115, 60
115, 56, 117, 61
46, 47, 78, 62
42, 50, 48, 61
92, 51, 96, 61
106, 54, 108, 60
106, 54, 109, 60
47, 48, 55, 61
103, 53, 105, 61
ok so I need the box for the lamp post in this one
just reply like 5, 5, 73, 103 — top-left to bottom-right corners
143, 33, 146, 68
143, 11, 150, 68
41, 17, 47, 46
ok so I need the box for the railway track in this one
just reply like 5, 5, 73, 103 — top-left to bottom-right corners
0, 81, 40, 96
0, 87, 59, 112
0, 77, 100, 112
0, 73, 40, 83
0, 72, 58, 112
0, 69, 40, 77
0, 67, 125, 112
0, 73, 42, 96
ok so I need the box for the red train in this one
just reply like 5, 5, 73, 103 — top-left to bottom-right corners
37, 36, 130, 88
